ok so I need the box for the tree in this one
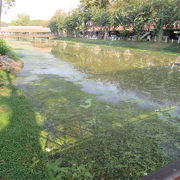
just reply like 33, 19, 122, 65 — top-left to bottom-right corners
0, 0, 15, 26
50, 0, 179, 40
80, 0, 111, 9
28, 20, 42, 26
11, 14, 30, 26
113, 0, 179, 40
92, 7, 112, 39
63, 11, 80, 37
49, 10, 67, 35
49, 20, 59, 35
150, 0, 180, 40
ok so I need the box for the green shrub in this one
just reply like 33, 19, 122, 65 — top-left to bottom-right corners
0, 39, 18, 60
47, 161, 93, 180
0, 39, 10, 55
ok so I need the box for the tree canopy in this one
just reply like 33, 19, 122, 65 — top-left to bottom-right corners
10, 13, 49, 27
11, 14, 30, 26
0, 0, 15, 25
49, 0, 179, 40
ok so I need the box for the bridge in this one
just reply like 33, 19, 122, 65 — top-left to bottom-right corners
0, 26, 55, 39
0, 33, 55, 39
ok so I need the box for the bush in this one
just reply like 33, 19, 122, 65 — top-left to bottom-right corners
0, 39, 18, 60
47, 161, 93, 180
0, 39, 10, 55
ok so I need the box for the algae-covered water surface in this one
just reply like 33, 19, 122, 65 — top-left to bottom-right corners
10, 40, 180, 179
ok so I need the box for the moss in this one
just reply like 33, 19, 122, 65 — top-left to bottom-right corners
23, 76, 179, 179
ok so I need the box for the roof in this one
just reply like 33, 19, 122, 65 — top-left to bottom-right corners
87, 26, 133, 32
0, 26, 51, 33
87, 24, 180, 32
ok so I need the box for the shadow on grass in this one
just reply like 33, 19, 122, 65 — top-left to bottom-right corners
0, 72, 47, 179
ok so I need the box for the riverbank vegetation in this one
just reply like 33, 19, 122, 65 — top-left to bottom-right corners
0, 41, 47, 179
49, 0, 179, 40
0, 71, 48, 179
0, 39, 18, 60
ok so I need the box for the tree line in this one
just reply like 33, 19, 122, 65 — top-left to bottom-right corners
49, 0, 180, 40
0, 0, 179, 40
0, 0, 48, 27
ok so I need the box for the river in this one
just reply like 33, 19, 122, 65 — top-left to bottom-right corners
9, 40, 180, 179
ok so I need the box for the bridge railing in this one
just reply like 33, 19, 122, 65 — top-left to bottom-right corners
0, 33, 55, 38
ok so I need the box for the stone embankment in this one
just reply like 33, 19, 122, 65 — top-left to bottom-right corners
0, 55, 23, 72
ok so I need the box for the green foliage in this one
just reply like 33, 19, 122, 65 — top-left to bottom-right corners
47, 161, 92, 180
0, 39, 18, 60
149, 0, 180, 39
11, 13, 30, 26
80, 0, 110, 9
0, 70, 15, 83
92, 7, 111, 27
29, 19, 46, 26
63, 10, 85, 36
49, 20, 59, 34
49, 10, 67, 35
0, 39, 10, 55
10, 13, 49, 27
50, 0, 179, 40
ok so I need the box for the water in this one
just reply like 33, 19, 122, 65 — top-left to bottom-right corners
31, 41, 180, 111
9, 40, 180, 178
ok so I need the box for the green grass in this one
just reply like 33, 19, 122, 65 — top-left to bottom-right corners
54, 37, 180, 54
0, 71, 47, 179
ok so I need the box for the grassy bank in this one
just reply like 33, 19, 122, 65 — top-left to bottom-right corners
0, 71, 48, 179
53, 37, 180, 54
0, 39, 19, 60
0, 41, 47, 179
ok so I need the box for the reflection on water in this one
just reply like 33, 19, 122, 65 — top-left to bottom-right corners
49, 41, 180, 109
9, 40, 180, 178
16, 39, 180, 120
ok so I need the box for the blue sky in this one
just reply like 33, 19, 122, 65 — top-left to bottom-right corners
2, 0, 80, 22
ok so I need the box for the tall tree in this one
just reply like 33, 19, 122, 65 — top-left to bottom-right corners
80, 0, 111, 9
49, 10, 67, 35
11, 14, 30, 26
0, 0, 15, 27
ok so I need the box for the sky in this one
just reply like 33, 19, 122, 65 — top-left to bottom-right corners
2, 0, 80, 23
